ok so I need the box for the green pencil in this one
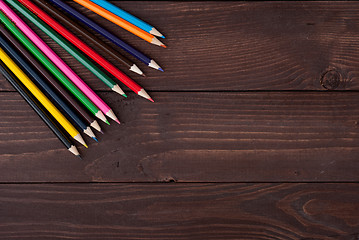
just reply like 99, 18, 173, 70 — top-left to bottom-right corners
12, 1, 127, 98
0, 10, 108, 124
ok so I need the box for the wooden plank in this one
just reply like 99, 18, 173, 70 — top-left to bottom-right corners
1, 91, 359, 182
2, 2, 359, 91
0, 183, 358, 239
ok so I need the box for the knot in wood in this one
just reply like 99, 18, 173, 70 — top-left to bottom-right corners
320, 69, 342, 90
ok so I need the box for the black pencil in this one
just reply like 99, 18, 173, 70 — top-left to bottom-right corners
0, 26, 103, 133
0, 33, 98, 141
33, 0, 144, 76
49, 0, 163, 71
0, 60, 81, 157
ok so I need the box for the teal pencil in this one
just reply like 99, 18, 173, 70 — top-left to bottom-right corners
14, 0, 127, 97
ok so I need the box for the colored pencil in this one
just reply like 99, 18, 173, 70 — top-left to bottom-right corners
1, 0, 120, 124
0, 26, 102, 133
14, 1, 126, 98
33, 0, 144, 77
90, 0, 164, 38
49, 0, 163, 71
0, 61, 81, 157
0, 47, 88, 147
18, 0, 153, 102
72, 0, 166, 48
0, 34, 97, 141
0, 11, 108, 125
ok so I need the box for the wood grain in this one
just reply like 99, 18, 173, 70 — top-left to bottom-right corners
2, 2, 359, 91
0, 183, 358, 239
1, 2, 359, 237
1, 91, 359, 182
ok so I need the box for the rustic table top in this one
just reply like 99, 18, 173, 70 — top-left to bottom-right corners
0, 1, 359, 239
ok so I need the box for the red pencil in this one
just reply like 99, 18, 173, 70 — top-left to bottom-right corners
19, 0, 153, 102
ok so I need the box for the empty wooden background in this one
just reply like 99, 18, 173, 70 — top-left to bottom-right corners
0, 1, 359, 239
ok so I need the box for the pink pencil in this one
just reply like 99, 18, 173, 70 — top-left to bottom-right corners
0, 0, 120, 124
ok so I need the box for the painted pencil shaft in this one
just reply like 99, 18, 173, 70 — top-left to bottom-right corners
0, 61, 80, 156
0, 1, 112, 122
0, 47, 87, 147
4, 0, 115, 121
33, 0, 143, 76
19, 0, 150, 103
0, 26, 102, 132
15, 1, 126, 98
89, 0, 164, 38
49, 0, 162, 71
0, 10, 107, 124
0, 34, 97, 140
72, 0, 166, 47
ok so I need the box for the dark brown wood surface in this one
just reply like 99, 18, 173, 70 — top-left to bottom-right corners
2, 91, 359, 182
0, 183, 359, 240
0, 1, 359, 239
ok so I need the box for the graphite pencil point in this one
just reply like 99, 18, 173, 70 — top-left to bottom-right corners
112, 84, 126, 97
129, 64, 144, 76
90, 120, 102, 133
150, 28, 165, 38
148, 59, 162, 70
106, 109, 120, 124
68, 145, 80, 156
73, 133, 87, 148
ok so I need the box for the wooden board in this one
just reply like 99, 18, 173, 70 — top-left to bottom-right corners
1, 1, 359, 238
1, 92, 359, 182
2, 2, 359, 91
0, 183, 358, 239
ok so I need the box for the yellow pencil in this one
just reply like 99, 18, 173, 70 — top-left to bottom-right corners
0, 47, 87, 148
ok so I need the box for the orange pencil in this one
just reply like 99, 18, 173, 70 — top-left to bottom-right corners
73, 0, 166, 48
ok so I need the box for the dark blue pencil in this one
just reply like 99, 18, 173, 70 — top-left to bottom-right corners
0, 60, 81, 157
0, 33, 98, 141
49, 0, 163, 72
0, 25, 102, 134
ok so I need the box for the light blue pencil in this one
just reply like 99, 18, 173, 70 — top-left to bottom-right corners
89, 0, 164, 38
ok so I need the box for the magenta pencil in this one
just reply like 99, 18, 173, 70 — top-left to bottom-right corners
0, 0, 120, 124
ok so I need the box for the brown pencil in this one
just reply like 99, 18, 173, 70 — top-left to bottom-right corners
32, 0, 144, 76
0, 26, 102, 133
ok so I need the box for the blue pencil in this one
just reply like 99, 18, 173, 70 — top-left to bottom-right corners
49, 0, 163, 71
0, 33, 98, 142
89, 0, 164, 38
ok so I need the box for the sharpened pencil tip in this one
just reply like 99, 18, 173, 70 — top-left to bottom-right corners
149, 98, 154, 103
84, 144, 88, 148
123, 93, 127, 98
161, 44, 167, 48
141, 73, 146, 77
92, 137, 98, 142
158, 68, 164, 72
105, 119, 110, 125
115, 119, 121, 125
100, 130, 104, 134
77, 155, 83, 160
160, 35, 165, 39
